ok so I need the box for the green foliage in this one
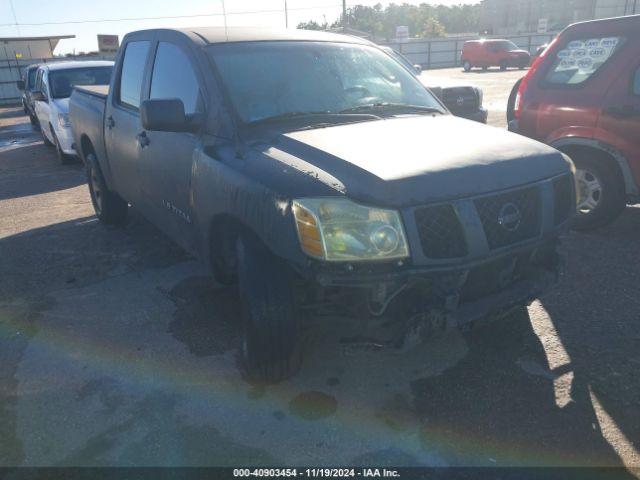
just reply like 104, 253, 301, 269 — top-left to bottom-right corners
297, 3, 481, 39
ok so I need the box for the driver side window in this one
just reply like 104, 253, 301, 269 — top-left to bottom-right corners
150, 42, 202, 115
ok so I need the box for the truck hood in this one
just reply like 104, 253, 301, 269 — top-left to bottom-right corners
254, 115, 570, 208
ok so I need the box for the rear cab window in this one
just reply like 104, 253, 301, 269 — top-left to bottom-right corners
544, 37, 624, 86
118, 41, 151, 109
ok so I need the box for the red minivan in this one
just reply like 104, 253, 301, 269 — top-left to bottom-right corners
509, 15, 640, 230
461, 39, 531, 72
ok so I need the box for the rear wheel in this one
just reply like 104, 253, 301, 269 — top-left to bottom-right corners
500, 61, 508, 71
86, 153, 128, 225
236, 235, 302, 384
463, 60, 472, 72
572, 156, 626, 231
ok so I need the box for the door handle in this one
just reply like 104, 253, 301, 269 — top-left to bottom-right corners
603, 105, 640, 118
106, 116, 115, 129
136, 131, 150, 149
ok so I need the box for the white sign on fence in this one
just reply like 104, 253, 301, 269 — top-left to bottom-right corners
396, 26, 410, 43
537, 18, 549, 34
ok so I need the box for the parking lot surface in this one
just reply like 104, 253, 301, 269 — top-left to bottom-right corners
0, 67, 639, 473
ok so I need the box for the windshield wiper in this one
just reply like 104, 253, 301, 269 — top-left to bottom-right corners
247, 110, 381, 127
339, 103, 445, 116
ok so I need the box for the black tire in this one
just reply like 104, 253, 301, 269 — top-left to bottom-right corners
42, 126, 53, 146
463, 60, 472, 72
29, 113, 38, 128
236, 235, 301, 384
500, 61, 508, 71
86, 153, 128, 225
572, 156, 626, 231
52, 128, 74, 165
482, 66, 489, 71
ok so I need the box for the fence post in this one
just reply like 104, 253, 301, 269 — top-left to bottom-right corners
454, 39, 458, 67
427, 40, 432, 70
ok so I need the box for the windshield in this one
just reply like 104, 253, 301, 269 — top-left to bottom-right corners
493, 41, 520, 51
49, 66, 113, 99
27, 68, 38, 90
208, 41, 441, 124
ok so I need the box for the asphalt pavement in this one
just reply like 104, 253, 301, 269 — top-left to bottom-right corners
0, 68, 638, 474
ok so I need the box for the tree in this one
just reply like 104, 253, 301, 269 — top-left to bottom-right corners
298, 3, 481, 39
297, 20, 329, 31
419, 17, 446, 38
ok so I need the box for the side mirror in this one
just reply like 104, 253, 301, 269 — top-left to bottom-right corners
16, 80, 25, 91
141, 98, 202, 133
32, 91, 46, 102
413, 64, 422, 75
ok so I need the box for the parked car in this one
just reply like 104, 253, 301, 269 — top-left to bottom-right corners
381, 46, 488, 123
70, 27, 574, 383
16, 64, 41, 127
508, 15, 640, 230
32, 61, 114, 163
462, 39, 531, 72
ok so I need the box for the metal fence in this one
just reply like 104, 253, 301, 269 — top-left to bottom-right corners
0, 55, 115, 106
380, 33, 557, 70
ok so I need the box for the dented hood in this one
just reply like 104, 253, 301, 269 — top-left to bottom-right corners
257, 114, 570, 208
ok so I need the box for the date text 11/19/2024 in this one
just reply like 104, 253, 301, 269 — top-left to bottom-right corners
233, 468, 401, 478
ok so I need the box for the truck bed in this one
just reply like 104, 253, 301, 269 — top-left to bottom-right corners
74, 85, 109, 99
69, 85, 109, 170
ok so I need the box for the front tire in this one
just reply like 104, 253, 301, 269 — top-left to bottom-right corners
86, 153, 128, 225
500, 61, 508, 71
236, 235, 301, 384
41, 125, 53, 146
52, 128, 73, 165
573, 157, 626, 231
463, 61, 472, 72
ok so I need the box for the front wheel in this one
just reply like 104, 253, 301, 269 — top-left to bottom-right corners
86, 153, 128, 225
463, 60, 472, 72
573, 157, 626, 231
236, 235, 302, 384
52, 129, 74, 165
500, 61, 508, 71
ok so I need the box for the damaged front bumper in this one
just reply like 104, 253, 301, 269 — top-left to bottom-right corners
303, 239, 563, 328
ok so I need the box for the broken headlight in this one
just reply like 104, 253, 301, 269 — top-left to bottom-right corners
292, 198, 409, 262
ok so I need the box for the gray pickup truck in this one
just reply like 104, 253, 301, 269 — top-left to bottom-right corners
70, 27, 575, 383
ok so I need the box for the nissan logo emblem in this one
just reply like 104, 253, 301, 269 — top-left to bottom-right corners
498, 203, 522, 232
456, 96, 465, 107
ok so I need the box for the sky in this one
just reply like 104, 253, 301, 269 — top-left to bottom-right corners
0, 0, 479, 54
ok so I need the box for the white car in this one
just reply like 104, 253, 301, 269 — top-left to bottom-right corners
33, 61, 114, 163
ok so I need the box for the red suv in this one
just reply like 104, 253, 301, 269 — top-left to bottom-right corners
509, 15, 640, 230
462, 39, 531, 72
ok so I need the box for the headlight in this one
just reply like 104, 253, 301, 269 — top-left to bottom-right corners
58, 113, 71, 128
292, 198, 409, 262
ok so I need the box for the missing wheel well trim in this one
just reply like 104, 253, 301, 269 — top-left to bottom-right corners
558, 144, 626, 191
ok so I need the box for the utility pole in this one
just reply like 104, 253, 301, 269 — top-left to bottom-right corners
285, 0, 289, 28
221, 0, 227, 33
343, 0, 348, 29
9, 0, 21, 37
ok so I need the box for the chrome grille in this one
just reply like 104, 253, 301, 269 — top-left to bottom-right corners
474, 187, 542, 250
